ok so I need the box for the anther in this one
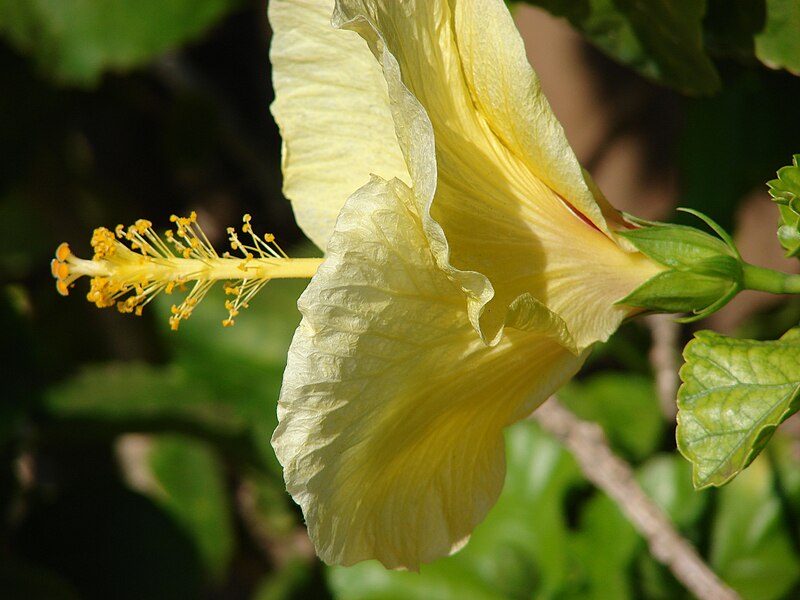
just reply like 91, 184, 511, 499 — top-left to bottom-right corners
56, 242, 71, 262
52, 213, 321, 328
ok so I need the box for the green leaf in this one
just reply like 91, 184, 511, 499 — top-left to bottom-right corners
755, 0, 800, 75
676, 328, 800, 488
145, 434, 235, 583
524, 0, 720, 95
571, 493, 639, 600
44, 273, 306, 473
253, 560, 321, 600
611, 0, 720, 95
154, 277, 308, 470
45, 362, 246, 436
636, 454, 709, 530
710, 455, 800, 600
0, 0, 242, 86
767, 154, 800, 257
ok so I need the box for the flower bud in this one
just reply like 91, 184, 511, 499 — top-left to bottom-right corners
617, 218, 743, 321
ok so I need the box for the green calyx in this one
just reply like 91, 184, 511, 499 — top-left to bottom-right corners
618, 209, 743, 322
619, 208, 800, 320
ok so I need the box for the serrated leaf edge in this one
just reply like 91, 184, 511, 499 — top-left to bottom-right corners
676, 331, 800, 489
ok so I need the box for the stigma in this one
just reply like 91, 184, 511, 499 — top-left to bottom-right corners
51, 212, 321, 329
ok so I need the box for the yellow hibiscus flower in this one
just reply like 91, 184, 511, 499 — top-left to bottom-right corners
52, 0, 666, 572
269, 0, 663, 569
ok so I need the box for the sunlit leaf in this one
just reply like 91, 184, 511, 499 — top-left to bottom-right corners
755, 0, 800, 75
676, 328, 800, 488
0, 0, 243, 85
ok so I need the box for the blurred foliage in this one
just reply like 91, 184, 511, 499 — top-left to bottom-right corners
0, 0, 244, 85
755, 0, 800, 74
1, 0, 800, 599
710, 450, 800, 600
558, 373, 664, 461
522, 0, 800, 95
523, 0, 720, 95
328, 420, 800, 600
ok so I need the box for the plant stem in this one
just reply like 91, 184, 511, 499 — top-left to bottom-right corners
645, 314, 680, 420
742, 263, 800, 294
534, 399, 741, 600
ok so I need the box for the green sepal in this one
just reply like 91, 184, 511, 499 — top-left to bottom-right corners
672, 284, 740, 324
618, 216, 743, 316
620, 270, 736, 314
677, 328, 800, 488
620, 223, 736, 269
690, 255, 743, 280
767, 154, 800, 257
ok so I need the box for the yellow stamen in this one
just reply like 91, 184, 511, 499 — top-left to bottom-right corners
51, 213, 321, 329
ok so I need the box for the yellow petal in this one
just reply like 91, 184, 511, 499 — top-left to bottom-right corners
332, 0, 663, 349
269, 0, 409, 250
274, 176, 586, 569
453, 0, 625, 233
